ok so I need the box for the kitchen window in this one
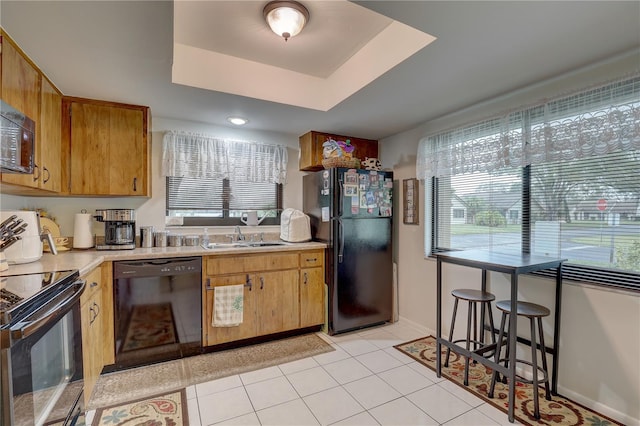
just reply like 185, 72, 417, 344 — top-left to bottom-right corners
162, 131, 288, 226
166, 176, 282, 225
420, 75, 640, 291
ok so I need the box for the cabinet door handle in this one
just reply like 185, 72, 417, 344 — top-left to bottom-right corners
260, 276, 264, 290
305, 258, 317, 263
90, 281, 99, 288
43, 167, 50, 184
32, 164, 40, 182
303, 272, 308, 285
246, 275, 252, 291
93, 301, 100, 319
133, 177, 137, 192
89, 302, 100, 325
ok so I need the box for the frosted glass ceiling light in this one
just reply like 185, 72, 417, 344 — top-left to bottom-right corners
263, 1, 309, 42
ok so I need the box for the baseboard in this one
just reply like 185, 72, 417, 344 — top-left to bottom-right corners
557, 385, 639, 426
397, 316, 434, 337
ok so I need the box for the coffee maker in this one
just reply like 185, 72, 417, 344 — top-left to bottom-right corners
94, 209, 136, 250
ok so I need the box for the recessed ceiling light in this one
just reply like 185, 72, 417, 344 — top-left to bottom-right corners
227, 117, 248, 126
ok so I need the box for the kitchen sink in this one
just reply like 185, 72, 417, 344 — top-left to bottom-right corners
202, 243, 247, 249
202, 241, 288, 249
244, 241, 288, 247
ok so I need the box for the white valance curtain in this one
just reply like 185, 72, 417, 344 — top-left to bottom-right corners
416, 75, 640, 179
162, 131, 288, 184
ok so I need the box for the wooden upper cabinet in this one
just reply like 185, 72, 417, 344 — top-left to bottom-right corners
63, 97, 150, 196
299, 131, 379, 171
38, 77, 62, 192
0, 30, 62, 193
0, 32, 41, 189
0, 33, 39, 120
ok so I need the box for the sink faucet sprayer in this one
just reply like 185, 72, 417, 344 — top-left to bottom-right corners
235, 226, 245, 241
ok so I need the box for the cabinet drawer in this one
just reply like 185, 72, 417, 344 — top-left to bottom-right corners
207, 252, 299, 275
80, 267, 102, 306
300, 250, 324, 268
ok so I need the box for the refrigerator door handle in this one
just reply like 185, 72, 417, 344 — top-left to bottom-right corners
337, 175, 343, 217
338, 219, 344, 263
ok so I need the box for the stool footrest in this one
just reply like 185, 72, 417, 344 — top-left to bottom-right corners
495, 358, 549, 385
449, 338, 497, 358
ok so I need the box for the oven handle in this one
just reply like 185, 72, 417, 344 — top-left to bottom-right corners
10, 280, 86, 341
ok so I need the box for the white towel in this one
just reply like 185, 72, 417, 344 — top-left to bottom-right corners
213, 284, 244, 327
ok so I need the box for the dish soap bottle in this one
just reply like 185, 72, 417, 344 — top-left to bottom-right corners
201, 228, 210, 247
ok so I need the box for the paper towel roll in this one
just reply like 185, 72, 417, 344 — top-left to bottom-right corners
73, 213, 94, 248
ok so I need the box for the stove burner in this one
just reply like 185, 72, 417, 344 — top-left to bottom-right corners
0, 288, 23, 310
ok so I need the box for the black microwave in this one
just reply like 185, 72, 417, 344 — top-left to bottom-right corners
0, 99, 35, 174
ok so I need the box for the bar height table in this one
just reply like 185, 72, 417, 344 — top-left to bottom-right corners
435, 250, 566, 423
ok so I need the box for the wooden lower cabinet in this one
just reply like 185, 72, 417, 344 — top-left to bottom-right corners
80, 266, 103, 406
205, 273, 258, 345
300, 250, 325, 328
300, 267, 324, 328
203, 249, 324, 346
256, 270, 299, 335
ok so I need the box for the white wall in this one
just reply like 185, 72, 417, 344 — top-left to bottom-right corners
380, 50, 640, 425
0, 117, 303, 237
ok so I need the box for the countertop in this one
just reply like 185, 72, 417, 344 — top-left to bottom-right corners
0, 241, 327, 277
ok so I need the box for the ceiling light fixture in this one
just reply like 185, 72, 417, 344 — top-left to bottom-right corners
227, 117, 248, 126
263, 1, 309, 42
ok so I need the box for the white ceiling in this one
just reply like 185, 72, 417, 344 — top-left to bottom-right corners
1, 1, 639, 141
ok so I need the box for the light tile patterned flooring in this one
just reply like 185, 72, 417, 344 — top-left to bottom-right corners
91, 321, 522, 425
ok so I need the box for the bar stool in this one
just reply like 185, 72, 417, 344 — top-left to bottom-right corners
488, 300, 552, 419
444, 289, 496, 386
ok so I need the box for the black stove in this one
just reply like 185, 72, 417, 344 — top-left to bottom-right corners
0, 269, 79, 326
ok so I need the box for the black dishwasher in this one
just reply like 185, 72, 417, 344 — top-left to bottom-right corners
112, 257, 202, 371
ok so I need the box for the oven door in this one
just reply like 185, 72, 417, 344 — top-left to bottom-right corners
4, 280, 85, 426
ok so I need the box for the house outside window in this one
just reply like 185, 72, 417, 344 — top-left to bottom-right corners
419, 76, 640, 290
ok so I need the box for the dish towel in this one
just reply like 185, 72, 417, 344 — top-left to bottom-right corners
213, 284, 244, 327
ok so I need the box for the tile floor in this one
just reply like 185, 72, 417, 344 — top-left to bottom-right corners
91, 321, 522, 425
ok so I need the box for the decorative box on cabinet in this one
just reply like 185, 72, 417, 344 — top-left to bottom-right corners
61, 96, 151, 196
299, 131, 378, 171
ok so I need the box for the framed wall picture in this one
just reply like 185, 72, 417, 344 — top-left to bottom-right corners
403, 178, 419, 225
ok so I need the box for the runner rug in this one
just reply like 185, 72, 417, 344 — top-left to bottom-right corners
122, 303, 178, 352
89, 333, 333, 411
395, 336, 622, 426
92, 389, 187, 426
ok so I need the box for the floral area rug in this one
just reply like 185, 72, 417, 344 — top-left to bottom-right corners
92, 389, 187, 426
122, 303, 178, 352
395, 336, 622, 426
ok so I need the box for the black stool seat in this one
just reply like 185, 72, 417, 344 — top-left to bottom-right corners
489, 300, 552, 420
452, 289, 495, 302
444, 288, 496, 386
495, 300, 550, 317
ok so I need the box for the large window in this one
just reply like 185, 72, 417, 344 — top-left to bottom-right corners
166, 177, 282, 226
424, 76, 640, 290
162, 131, 288, 226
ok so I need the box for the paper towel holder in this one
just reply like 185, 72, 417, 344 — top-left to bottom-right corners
73, 209, 94, 249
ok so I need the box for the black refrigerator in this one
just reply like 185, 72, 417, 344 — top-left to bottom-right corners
303, 167, 393, 335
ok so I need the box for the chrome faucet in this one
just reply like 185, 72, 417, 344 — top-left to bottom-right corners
235, 226, 245, 241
